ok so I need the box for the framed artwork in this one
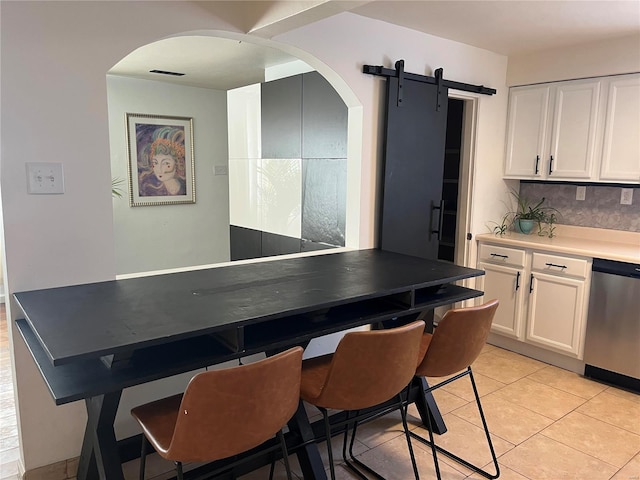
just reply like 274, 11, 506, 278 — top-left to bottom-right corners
125, 113, 195, 207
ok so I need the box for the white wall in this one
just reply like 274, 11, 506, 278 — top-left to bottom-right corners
507, 34, 640, 86
107, 75, 230, 275
0, 1, 510, 470
274, 12, 511, 263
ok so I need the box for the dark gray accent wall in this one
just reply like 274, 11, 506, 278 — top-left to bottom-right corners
230, 226, 262, 261
519, 183, 640, 232
258, 71, 348, 250
261, 75, 302, 158
229, 225, 337, 261
302, 72, 348, 159
262, 231, 303, 257
302, 158, 347, 246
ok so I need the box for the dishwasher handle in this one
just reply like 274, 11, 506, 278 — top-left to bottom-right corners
593, 258, 640, 279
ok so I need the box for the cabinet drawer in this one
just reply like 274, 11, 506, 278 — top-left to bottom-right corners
531, 252, 589, 278
478, 244, 526, 267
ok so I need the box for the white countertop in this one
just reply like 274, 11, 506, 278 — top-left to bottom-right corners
476, 225, 640, 264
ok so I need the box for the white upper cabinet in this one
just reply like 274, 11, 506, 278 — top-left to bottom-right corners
598, 73, 640, 183
504, 85, 551, 177
505, 79, 601, 180
504, 73, 640, 184
547, 80, 601, 179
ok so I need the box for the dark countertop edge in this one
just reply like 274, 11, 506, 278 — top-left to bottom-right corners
14, 266, 484, 367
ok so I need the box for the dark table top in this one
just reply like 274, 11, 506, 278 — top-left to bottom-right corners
14, 249, 483, 367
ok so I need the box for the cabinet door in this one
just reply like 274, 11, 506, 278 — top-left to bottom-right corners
599, 74, 640, 183
526, 272, 586, 356
547, 80, 601, 179
477, 262, 525, 339
504, 86, 550, 178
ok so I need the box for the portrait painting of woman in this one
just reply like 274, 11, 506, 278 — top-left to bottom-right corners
126, 114, 195, 206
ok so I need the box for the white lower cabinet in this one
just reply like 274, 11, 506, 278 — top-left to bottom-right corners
479, 262, 525, 338
477, 243, 591, 358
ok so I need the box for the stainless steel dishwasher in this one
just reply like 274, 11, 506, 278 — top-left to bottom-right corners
583, 258, 640, 392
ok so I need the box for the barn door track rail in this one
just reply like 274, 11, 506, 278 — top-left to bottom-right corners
364, 60, 496, 109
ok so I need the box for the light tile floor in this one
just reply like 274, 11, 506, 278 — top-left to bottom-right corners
1, 307, 639, 479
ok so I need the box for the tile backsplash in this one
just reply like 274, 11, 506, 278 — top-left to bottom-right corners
519, 183, 640, 232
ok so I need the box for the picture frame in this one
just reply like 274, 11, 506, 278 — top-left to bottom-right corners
125, 113, 195, 207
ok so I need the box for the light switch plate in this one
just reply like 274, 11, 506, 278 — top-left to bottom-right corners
214, 165, 228, 176
26, 162, 64, 194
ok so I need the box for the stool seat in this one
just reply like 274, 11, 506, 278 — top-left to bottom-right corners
300, 321, 425, 479
131, 393, 182, 457
131, 346, 303, 479
299, 353, 332, 403
411, 299, 500, 480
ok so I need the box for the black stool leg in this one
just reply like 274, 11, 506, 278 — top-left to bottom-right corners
320, 408, 337, 480
139, 436, 147, 480
344, 416, 383, 480
398, 394, 421, 479
277, 429, 294, 480
269, 454, 276, 480
410, 368, 500, 479
342, 411, 369, 480
424, 399, 443, 480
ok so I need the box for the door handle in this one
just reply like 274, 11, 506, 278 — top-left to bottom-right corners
429, 200, 444, 242
535, 155, 540, 175
529, 273, 534, 293
549, 155, 554, 175
515, 271, 521, 291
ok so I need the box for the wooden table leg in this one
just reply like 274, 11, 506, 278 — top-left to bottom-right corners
287, 401, 327, 480
412, 376, 447, 435
77, 391, 124, 480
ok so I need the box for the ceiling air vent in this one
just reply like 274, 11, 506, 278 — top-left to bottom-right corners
149, 70, 185, 77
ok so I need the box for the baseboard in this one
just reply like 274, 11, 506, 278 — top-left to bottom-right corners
487, 333, 586, 374
19, 457, 78, 480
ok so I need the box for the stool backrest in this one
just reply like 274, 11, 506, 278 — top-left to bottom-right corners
167, 346, 303, 462
312, 320, 425, 411
416, 299, 499, 378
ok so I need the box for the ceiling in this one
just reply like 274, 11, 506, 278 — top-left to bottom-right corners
109, 0, 640, 90
353, 1, 640, 55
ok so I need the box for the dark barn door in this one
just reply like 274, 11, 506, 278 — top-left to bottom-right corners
380, 76, 449, 260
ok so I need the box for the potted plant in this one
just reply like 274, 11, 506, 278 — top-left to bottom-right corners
112, 177, 125, 199
510, 190, 558, 235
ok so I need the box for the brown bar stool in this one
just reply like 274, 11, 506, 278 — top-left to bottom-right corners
411, 299, 500, 480
300, 320, 425, 480
130, 346, 303, 480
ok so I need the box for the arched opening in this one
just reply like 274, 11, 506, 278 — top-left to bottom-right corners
107, 31, 363, 277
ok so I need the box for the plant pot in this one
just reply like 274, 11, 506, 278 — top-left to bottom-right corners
515, 219, 535, 234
